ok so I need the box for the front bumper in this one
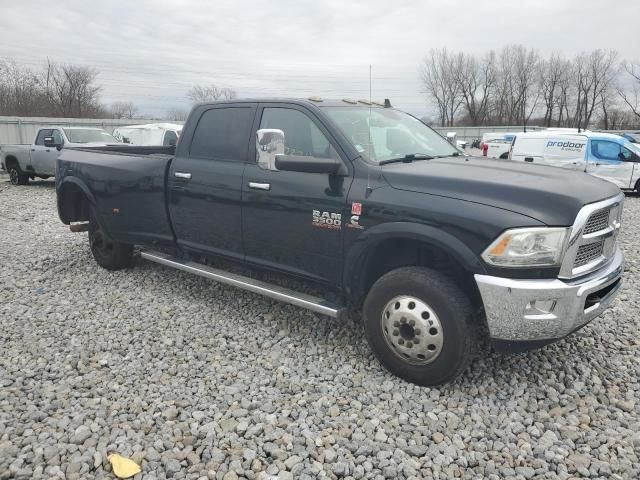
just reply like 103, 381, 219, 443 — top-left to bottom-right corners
475, 246, 624, 345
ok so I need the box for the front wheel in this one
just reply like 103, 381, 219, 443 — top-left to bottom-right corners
8, 166, 29, 185
363, 267, 479, 386
88, 213, 133, 270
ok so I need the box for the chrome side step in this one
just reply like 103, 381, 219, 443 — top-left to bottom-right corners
140, 250, 346, 319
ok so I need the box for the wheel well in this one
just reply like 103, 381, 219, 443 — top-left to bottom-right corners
355, 238, 483, 314
5, 156, 19, 170
59, 183, 92, 224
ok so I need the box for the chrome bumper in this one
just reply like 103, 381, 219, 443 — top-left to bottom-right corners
475, 246, 624, 342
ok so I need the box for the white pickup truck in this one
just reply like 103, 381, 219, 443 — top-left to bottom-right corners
0, 127, 120, 185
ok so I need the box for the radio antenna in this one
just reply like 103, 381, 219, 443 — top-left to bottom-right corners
366, 64, 373, 196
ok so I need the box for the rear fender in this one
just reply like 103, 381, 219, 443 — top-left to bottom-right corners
57, 176, 97, 225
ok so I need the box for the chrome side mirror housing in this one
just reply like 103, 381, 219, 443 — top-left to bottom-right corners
256, 128, 285, 171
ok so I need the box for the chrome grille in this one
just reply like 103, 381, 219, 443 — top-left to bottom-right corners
583, 208, 611, 234
574, 240, 604, 267
559, 193, 624, 279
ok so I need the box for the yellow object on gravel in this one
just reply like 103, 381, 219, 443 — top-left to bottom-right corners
107, 453, 141, 478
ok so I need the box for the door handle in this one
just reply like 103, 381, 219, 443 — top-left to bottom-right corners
174, 172, 192, 179
31, 149, 35, 152
248, 181, 271, 191
524, 157, 533, 162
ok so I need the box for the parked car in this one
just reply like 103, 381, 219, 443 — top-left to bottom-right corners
480, 132, 516, 156
56, 98, 624, 386
509, 130, 640, 190
485, 139, 513, 159
0, 127, 120, 185
112, 123, 182, 146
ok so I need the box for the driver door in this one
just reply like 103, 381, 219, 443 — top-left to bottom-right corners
241, 104, 352, 285
33, 129, 63, 175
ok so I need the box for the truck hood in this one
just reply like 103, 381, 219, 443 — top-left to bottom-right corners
381, 156, 621, 226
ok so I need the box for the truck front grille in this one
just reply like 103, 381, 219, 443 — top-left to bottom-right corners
559, 194, 623, 279
583, 208, 611, 234
574, 240, 604, 268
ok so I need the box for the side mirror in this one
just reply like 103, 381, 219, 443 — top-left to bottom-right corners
256, 128, 285, 171
44, 136, 63, 150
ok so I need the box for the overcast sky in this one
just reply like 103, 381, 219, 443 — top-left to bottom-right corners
1, 0, 639, 118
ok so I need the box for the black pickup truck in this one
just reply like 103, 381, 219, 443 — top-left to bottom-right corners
56, 98, 624, 385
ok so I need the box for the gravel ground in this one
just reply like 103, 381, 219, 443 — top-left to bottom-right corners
0, 177, 639, 480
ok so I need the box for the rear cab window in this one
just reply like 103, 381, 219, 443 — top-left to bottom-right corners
189, 107, 254, 161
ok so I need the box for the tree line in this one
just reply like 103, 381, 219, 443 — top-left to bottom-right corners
0, 58, 237, 120
421, 45, 640, 129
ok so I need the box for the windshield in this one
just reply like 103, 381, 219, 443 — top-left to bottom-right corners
322, 106, 459, 163
64, 129, 119, 144
626, 141, 640, 156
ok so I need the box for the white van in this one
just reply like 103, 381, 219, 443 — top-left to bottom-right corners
509, 130, 640, 190
112, 123, 182, 146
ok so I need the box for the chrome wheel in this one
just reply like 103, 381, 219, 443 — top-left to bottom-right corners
381, 295, 444, 365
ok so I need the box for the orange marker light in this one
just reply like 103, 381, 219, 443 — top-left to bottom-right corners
489, 235, 511, 256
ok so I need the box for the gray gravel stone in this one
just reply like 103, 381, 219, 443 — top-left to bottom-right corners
1, 177, 640, 479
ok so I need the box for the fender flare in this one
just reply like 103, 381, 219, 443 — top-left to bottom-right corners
343, 221, 486, 301
56, 176, 97, 224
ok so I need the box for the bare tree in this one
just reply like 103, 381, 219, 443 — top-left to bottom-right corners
187, 84, 237, 103
40, 59, 105, 117
166, 107, 188, 121
572, 50, 618, 129
0, 60, 48, 116
539, 54, 571, 126
110, 101, 138, 119
618, 61, 640, 120
491, 45, 541, 125
453, 51, 495, 125
421, 49, 463, 126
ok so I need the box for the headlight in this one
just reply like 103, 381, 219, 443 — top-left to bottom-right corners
482, 227, 569, 267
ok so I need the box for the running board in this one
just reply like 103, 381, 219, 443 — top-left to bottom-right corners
140, 250, 346, 319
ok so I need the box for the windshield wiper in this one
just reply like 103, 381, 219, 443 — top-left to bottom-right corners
379, 153, 434, 165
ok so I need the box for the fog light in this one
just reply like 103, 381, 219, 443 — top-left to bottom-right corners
525, 299, 557, 315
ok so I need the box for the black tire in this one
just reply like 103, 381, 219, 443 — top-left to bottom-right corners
8, 165, 29, 185
363, 266, 479, 386
88, 212, 133, 270
499, 152, 509, 159
635, 179, 640, 193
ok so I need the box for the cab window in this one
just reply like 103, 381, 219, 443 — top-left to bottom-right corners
591, 140, 622, 161
259, 108, 338, 159
52, 130, 64, 145
35, 129, 53, 146
189, 107, 254, 161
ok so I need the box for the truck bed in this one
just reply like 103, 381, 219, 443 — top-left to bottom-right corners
57, 146, 176, 246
